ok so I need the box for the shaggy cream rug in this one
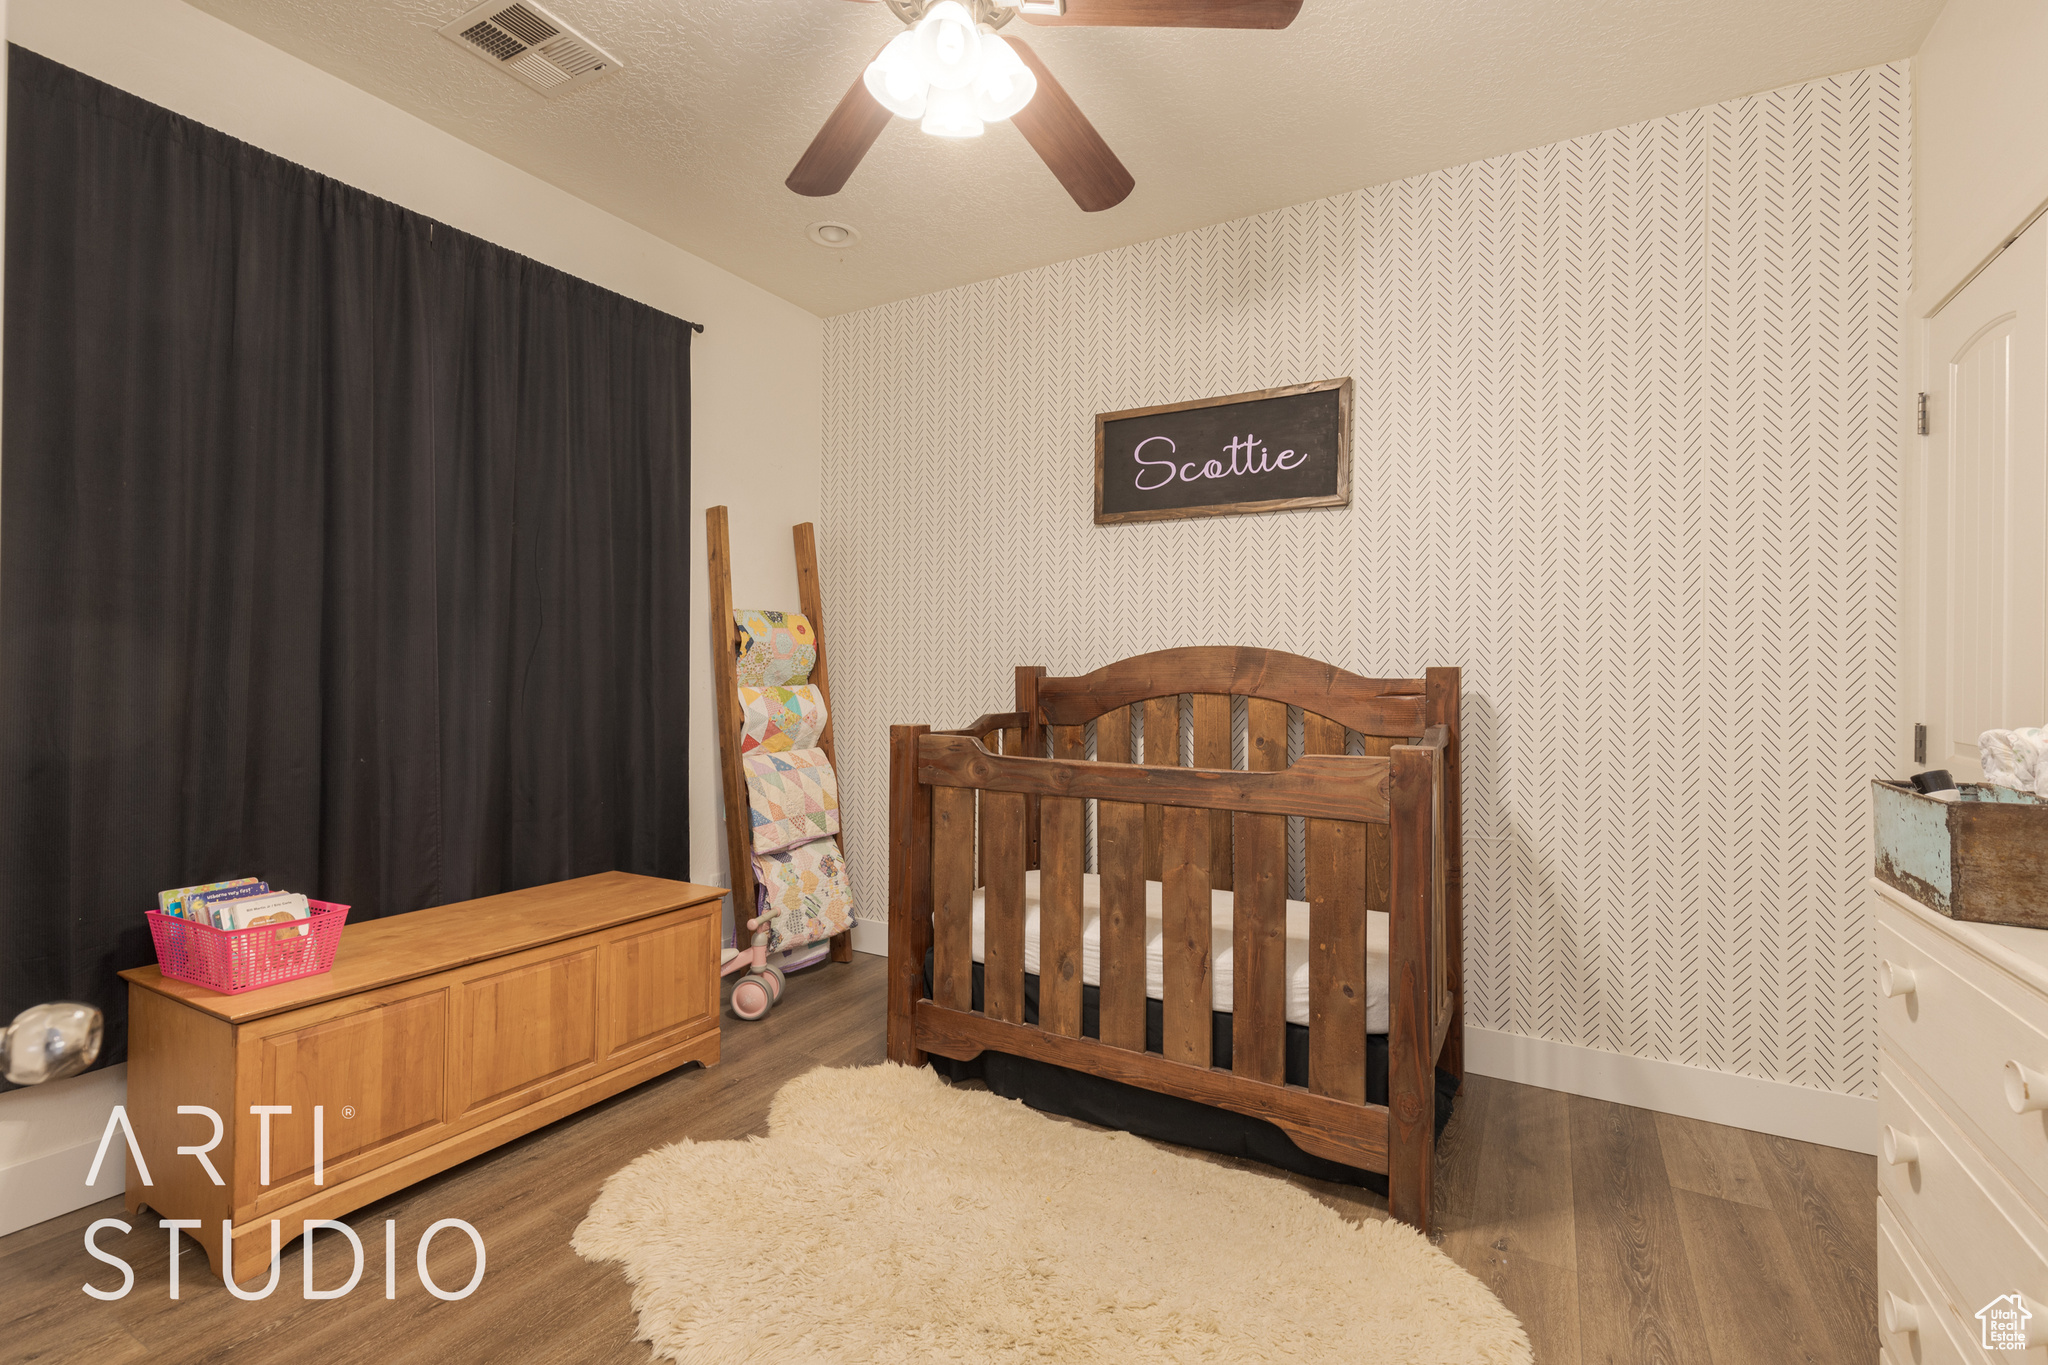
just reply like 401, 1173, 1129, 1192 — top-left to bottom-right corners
574, 1064, 1531, 1364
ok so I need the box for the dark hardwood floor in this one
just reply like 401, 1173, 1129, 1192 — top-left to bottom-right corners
0, 954, 1875, 1365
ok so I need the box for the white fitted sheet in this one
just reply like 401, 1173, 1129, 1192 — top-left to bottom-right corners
968, 869, 1389, 1034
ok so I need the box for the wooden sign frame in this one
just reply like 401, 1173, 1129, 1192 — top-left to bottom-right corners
1093, 377, 1352, 525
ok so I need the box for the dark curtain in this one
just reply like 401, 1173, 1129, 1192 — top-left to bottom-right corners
0, 47, 693, 1068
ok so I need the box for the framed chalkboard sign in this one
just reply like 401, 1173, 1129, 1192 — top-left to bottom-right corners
1094, 378, 1351, 525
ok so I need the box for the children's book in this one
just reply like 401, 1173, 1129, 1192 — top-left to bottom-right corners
219, 891, 310, 938
158, 878, 262, 922
188, 883, 274, 929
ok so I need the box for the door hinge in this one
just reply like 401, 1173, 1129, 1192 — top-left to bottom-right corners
1914, 723, 1927, 764
1917, 392, 1929, 436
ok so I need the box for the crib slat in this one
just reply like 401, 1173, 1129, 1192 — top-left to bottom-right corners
1246, 695, 1287, 770
1042, 724, 1089, 1037
1040, 789, 1085, 1037
975, 728, 993, 888
1232, 697, 1289, 1085
1304, 712, 1368, 1103
1361, 734, 1395, 918
998, 724, 1023, 884
1141, 695, 1179, 884
1096, 703, 1132, 765
1097, 798, 1148, 1051
1191, 693, 1232, 889
1162, 804, 1214, 1068
932, 784, 977, 1012
1050, 724, 1087, 761
1017, 667, 1045, 872
982, 789, 1028, 1024
977, 727, 1016, 888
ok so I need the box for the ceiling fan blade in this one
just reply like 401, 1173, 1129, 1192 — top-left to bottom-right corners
787, 71, 895, 197
1021, 0, 1301, 28
1006, 38, 1134, 213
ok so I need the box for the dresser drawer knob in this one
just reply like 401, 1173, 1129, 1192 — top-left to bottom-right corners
1884, 1291, 1920, 1337
2006, 1060, 2048, 1114
1878, 961, 1916, 998
1881, 1125, 1919, 1166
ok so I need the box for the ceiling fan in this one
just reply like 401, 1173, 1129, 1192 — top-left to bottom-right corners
788, 0, 1303, 213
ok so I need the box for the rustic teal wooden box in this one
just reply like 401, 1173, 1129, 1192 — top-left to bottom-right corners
1872, 779, 2048, 929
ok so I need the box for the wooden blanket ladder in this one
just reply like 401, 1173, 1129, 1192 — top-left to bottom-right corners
705, 506, 854, 963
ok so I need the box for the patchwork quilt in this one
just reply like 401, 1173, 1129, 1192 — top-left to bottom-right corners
753, 837, 855, 952
733, 609, 816, 688
738, 684, 828, 754
744, 746, 841, 853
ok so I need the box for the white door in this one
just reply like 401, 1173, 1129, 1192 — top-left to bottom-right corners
1913, 216, 2048, 779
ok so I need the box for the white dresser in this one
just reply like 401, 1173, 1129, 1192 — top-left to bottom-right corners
1876, 878, 2048, 1363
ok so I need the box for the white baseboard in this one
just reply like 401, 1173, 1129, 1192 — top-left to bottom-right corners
849, 918, 888, 957
0, 1137, 125, 1237
0, 1064, 129, 1236
1464, 1026, 1876, 1154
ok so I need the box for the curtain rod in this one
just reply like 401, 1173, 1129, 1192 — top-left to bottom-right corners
419, 223, 706, 333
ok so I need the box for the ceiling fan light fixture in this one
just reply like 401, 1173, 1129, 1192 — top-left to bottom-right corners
912, 1, 983, 91
854, 1, 1036, 142
920, 85, 985, 138
863, 31, 928, 118
970, 33, 1035, 121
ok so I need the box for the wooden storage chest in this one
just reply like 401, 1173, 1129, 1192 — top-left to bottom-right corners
119, 871, 724, 1284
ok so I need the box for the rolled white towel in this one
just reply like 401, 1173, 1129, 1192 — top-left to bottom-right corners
1981, 727, 2048, 797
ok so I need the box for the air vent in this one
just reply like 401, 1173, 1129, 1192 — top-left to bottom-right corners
438, 0, 622, 98
488, 2, 558, 45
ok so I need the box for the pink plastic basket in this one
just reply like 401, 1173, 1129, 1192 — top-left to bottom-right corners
145, 900, 350, 994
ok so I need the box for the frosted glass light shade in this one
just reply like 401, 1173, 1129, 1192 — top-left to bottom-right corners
920, 85, 985, 138
863, 31, 928, 118
865, 5, 1028, 136
912, 1, 982, 91
970, 33, 1035, 122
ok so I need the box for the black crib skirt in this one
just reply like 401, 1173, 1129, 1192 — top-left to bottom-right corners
923, 953, 1459, 1192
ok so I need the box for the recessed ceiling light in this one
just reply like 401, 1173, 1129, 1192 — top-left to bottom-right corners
806, 221, 860, 249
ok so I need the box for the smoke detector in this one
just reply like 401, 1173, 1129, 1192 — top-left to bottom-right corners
438, 1, 623, 97
807, 222, 860, 248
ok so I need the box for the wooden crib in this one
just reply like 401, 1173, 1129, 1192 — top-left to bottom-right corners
885, 647, 1462, 1230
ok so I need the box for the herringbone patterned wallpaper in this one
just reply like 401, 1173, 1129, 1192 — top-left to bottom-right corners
820, 64, 1909, 1099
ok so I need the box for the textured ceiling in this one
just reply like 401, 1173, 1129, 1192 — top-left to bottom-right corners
185, 0, 1942, 315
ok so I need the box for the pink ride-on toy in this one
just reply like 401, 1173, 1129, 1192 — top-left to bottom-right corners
722, 914, 787, 1021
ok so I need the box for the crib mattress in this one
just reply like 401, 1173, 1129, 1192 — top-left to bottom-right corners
968, 869, 1390, 1034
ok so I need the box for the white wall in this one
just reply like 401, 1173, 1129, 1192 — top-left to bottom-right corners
1911, 0, 2048, 312
821, 64, 1910, 1152
0, 0, 824, 1234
